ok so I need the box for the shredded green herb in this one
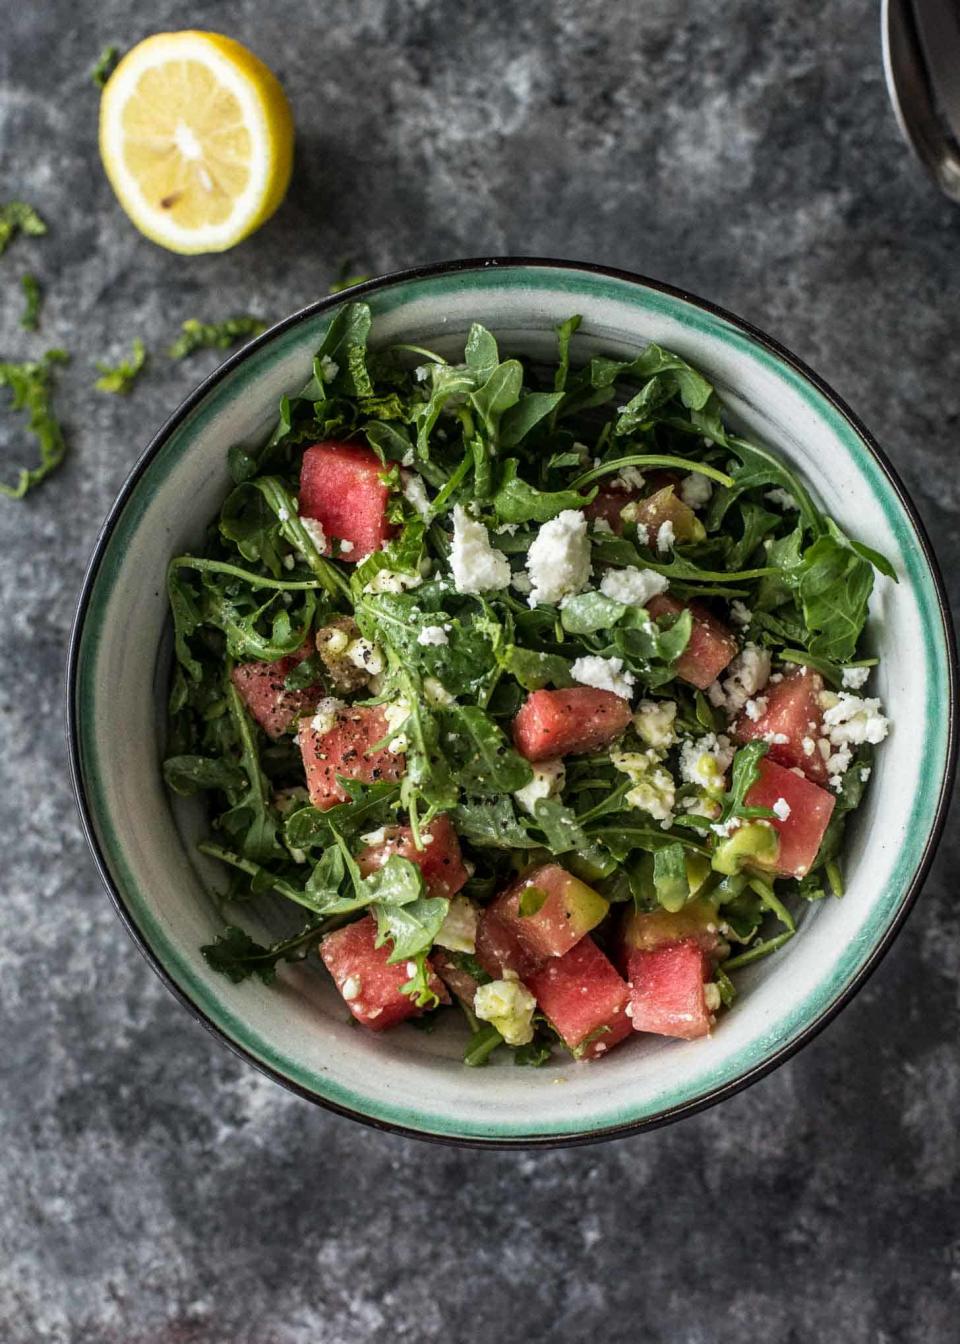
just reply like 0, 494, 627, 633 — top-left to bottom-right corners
19, 274, 42, 331
94, 337, 147, 395
168, 316, 268, 360
90, 44, 120, 88
0, 349, 69, 498
0, 202, 47, 257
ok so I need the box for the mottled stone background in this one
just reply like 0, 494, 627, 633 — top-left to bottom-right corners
1, 1, 958, 1340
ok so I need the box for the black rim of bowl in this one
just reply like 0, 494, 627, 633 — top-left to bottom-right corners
66, 255, 960, 1148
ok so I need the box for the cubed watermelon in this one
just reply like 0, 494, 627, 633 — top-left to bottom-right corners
231, 644, 323, 739
646, 593, 738, 690
319, 914, 445, 1030
431, 949, 482, 1008
475, 906, 542, 980
299, 440, 396, 560
299, 704, 404, 810
583, 483, 639, 534
620, 897, 724, 966
491, 863, 609, 961
513, 687, 632, 761
743, 757, 836, 878
733, 666, 828, 783
357, 814, 469, 899
628, 938, 713, 1040
527, 936, 633, 1059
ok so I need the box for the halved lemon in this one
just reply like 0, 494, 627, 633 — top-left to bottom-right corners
99, 31, 294, 254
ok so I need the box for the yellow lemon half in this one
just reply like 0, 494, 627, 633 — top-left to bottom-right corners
99, 31, 294, 254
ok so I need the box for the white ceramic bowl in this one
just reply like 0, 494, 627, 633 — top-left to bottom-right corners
68, 259, 957, 1146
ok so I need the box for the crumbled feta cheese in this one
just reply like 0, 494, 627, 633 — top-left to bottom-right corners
434, 894, 479, 954
591, 517, 614, 535
822, 693, 890, 747
282, 553, 295, 571
423, 676, 455, 707
338, 539, 354, 554
634, 699, 677, 749
414, 364, 431, 382
301, 516, 326, 551
402, 473, 431, 519
679, 733, 735, 792
730, 600, 752, 628
714, 644, 772, 714
473, 975, 537, 1046
860, 766, 872, 784
363, 567, 423, 594
743, 696, 768, 722
765, 487, 799, 511
345, 638, 384, 676
612, 465, 646, 491
359, 826, 389, 847
514, 758, 566, 815
711, 815, 741, 838
703, 982, 722, 1012
495, 522, 519, 536
310, 697, 344, 736
525, 509, 591, 607
611, 748, 676, 823
802, 736, 816, 756
417, 624, 449, 646
841, 665, 871, 690
772, 797, 791, 821
656, 519, 675, 552
511, 570, 534, 594
450, 505, 511, 595
401, 448, 415, 467
679, 473, 713, 509
570, 654, 636, 701
383, 698, 412, 753
341, 974, 362, 1001
764, 732, 790, 745
319, 355, 339, 383
599, 566, 669, 607
277, 506, 290, 522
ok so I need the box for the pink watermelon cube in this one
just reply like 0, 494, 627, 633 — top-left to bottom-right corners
475, 906, 542, 981
299, 440, 396, 560
319, 914, 446, 1030
646, 594, 738, 690
743, 757, 836, 878
492, 863, 609, 962
357, 814, 469, 899
230, 644, 323, 738
733, 666, 828, 784
583, 482, 639, 534
527, 936, 633, 1059
512, 687, 632, 761
619, 897, 724, 968
628, 938, 713, 1040
299, 704, 404, 810
432, 949, 482, 1009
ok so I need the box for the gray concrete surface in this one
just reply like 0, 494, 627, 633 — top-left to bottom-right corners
1, 2, 958, 1340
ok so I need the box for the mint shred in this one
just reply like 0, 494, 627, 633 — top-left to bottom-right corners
94, 337, 147, 394
0, 202, 47, 257
19, 273, 42, 331
0, 349, 69, 499
168, 315, 268, 360
160, 301, 892, 1059
90, 44, 120, 88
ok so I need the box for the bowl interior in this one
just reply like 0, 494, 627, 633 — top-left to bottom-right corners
72, 262, 954, 1143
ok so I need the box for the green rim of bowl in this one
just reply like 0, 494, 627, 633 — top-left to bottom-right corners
68, 258, 958, 1145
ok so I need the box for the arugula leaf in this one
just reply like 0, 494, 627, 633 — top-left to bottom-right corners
559, 591, 625, 635
163, 755, 247, 797
553, 314, 581, 395
95, 337, 147, 394
216, 681, 285, 863
444, 704, 532, 795
285, 782, 402, 850
201, 923, 321, 984
0, 349, 69, 499
0, 202, 47, 256
90, 44, 120, 87
499, 392, 565, 449
19, 274, 41, 331
719, 741, 770, 825
464, 323, 500, 385
469, 359, 523, 439
168, 316, 267, 359
453, 798, 531, 849
492, 459, 594, 524
498, 645, 574, 690
795, 529, 874, 661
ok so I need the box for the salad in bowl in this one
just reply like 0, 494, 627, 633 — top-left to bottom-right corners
163, 301, 892, 1068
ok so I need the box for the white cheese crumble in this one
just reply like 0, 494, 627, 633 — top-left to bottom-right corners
772, 797, 792, 821
434, 894, 479, 954
525, 509, 591, 607
633, 699, 677, 749
599, 566, 669, 607
514, 758, 566, 814
656, 519, 675, 552
495, 522, 519, 536
310, 697, 344, 736
277, 506, 290, 522
822, 693, 890, 747
708, 644, 772, 715
282, 553, 295, 571
339, 539, 355, 554
359, 826, 389, 847
363, 567, 423, 594
341, 974, 362, 1001
679, 733, 735, 792
802, 736, 816, 757
383, 698, 412, 753
414, 364, 431, 382
511, 570, 534, 594
591, 516, 614, 535
423, 676, 455, 707
730, 600, 752, 628
473, 975, 536, 1046
611, 748, 676, 824
401, 448, 415, 467
743, 696, 768, 722
612, 465, 646, 491
765, 487, 799, 511
570, 654, 636, 701
402, 473, 431, 519
450, 505, 511, 595
417, 625, 450, 646
301, 516, 327, 551
345, 638, 384, 676
679, 473, 713, 509
764, 731, 790, 745
319, 355, 339, 383
841, 665, 871, 690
